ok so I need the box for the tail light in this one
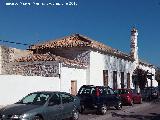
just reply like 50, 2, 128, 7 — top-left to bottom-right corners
96, 87, 100, 97
126, 95, 130, 100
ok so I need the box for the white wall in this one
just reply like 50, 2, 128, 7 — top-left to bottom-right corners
0, 75, 60, 105
139, 64, 158, 87
60, 66, 86, 93
89, 51, 136, 88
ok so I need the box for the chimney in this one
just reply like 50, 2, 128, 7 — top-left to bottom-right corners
130, 27, 138, 64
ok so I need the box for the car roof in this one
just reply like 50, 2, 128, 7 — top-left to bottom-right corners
81, 85, 110, 88
30, 91, 70, 94
115, 88, 130, 90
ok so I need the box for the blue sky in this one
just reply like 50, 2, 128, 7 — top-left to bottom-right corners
0, 0, 160, 66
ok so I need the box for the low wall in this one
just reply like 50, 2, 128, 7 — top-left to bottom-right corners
0, 75, 60, 105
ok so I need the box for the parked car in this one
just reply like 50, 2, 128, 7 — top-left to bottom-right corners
77, 85, 122, 115
114, 89, 142, 106
141, 87, 159, 101
0, 91, 80, 120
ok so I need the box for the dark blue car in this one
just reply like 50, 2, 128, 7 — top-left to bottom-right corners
77, 85, 122, 115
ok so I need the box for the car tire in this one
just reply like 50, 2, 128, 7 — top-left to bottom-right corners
115, 102, 122, 110
34, 116, 43, 120
130, 99, 134, 106
139, 98, 143, 104
98, 105, 107, 115
79, 105, 85, 114
71, 109, 79, 120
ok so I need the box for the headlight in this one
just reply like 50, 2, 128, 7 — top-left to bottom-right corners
11, 115, 20, 119
11, 114, 30, 119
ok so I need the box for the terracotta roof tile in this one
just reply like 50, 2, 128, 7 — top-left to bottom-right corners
15, 53, 87, 68
29, 34, 133, 61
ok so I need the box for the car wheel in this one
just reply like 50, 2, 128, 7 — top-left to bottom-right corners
115, 102, 122, 110
130, 99, 133, 106
139, 98, 143, 104
98, 105, 107, 115
71, 109, 79, 120
34, 116, 43, 120
79, 105, 85, 114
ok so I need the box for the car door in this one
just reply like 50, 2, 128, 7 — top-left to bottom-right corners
77, 86, 95, 108
131, 89, 140, 103
106, 88, 118, 106
61, 93, 75, 119
45, 93, 62, 120
101, 87, 113, 106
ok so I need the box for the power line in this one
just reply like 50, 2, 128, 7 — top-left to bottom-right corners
0, 39, 31, 46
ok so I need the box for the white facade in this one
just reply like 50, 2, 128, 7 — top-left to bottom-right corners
88, 51, 136, 88
139, 64, 158, 87
60, 66, 86, 93
0, 64, 86, 105
0, 75, 60, 105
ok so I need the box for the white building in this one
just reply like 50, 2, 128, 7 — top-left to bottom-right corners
0, 28, 158, 105
11, 28, 158, 91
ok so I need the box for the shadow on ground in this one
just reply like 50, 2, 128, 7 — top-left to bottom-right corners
111, 112, 160, 120
81, 107, 119, 115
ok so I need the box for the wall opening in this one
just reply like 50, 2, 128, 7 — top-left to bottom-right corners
113, 71, 117, 89
127, 73, 130, 88
71, 80, 77, 95
103, 70, 108, 87
121, 72, 124, 88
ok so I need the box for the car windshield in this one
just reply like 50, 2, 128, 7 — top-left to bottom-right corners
114, 89, 129, 94
16, 92, 51, 105
131, 89, 138, 94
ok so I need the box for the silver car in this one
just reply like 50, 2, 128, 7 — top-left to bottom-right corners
0, 91, 80, 120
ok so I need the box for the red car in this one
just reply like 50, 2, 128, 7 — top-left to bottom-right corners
114, 89, 142, 105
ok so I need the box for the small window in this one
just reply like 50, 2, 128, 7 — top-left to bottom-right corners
61, 93, 74, 104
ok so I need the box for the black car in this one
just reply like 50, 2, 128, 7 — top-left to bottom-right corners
141, 87, 159, 101
0, 91, 80, 120
77, 85, 122, 115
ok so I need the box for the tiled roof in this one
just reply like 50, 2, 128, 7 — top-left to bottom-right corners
15, 53, 87, 68
29, 34, 134, 61
139, 59, 154, 67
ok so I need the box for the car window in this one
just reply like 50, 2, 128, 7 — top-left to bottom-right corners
61, 93, 74, 104
101, 88, 108, 95
19, 92, 51, 105
114, 89, 128, 94
78, 87, 95, 95
48, 93, 61, 106
107, 88, 114, 95
22, 93, 37, 103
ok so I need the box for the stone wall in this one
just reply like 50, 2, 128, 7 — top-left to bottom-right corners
0, 45, 32, 74
8, 61, 60, 77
